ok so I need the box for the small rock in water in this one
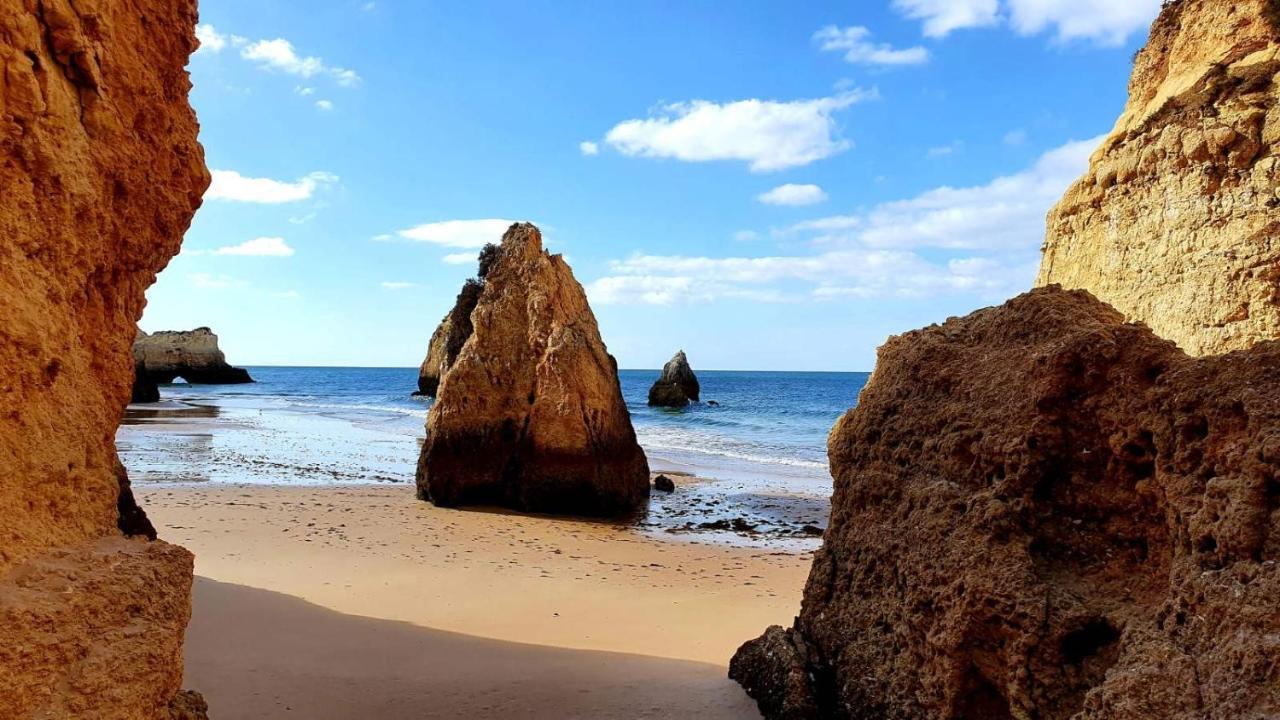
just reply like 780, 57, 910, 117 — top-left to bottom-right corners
800, 524, 824, 537
653, 474, 676, 493
706, 400, 720, 407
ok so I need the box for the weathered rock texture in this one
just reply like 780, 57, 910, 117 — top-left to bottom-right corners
134, 327, 253, 384
648, 350, 700, 407
1038, 0, 1280, 356
0, 0, 209, 716
417, 224, 650, 516
731, 287, 1280, 719
417, 279, 482, 397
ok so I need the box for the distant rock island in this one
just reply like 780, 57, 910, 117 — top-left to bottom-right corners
648, 350, 700, 407
134, 328, 253, 385
417, 223, 650, 517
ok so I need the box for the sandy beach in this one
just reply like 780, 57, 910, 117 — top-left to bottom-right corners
137, 482, 814, 718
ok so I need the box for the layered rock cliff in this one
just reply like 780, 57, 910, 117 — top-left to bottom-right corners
0, 0, 208, 716
135, 327, 253, 384
731, 287, 1280, 719
1038, 0, 1280, 356
417, 224, 650, 516
648, 350, 701, 407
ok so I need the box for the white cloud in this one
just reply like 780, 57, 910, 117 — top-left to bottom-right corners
1003, 129, 1028, 146
442, 252, 476, 265
380, 281, 417, 290
893, 0, 999, 37
295, 86, 316, 96
195, 24, 227, 54
588, 137, 1101, 306
394, 219, 517, 248
1006, 0, 1162, 45
813, 26, 929, 66
757, 183, 828, 207
604, 89, 875, 172
926, 141, 962, 158
213, 237, 295, 257
579, 141, 600, 156
893, 0, 1160, 44
362, 2, 377, 10
733, 230, 760, 242
206, 170, 338, 203
241, 38, 361, 85
316, 99, 334, 111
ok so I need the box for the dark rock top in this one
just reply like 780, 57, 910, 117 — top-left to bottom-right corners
648, 350, 699, 407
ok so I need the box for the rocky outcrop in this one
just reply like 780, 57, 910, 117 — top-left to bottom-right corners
416, 280, 482, 397
132, 361, 161, 404
135, 327, 253, 384
731, 287, 1280, 719
0, 0, 208, 716
417, 224, 650, 516
1037, 0, 1280, 356
648, 350, 700, 407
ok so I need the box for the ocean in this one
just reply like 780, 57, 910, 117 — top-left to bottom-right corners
117, 366, 870, 545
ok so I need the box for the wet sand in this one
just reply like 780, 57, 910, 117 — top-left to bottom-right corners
138, 483, 814, 717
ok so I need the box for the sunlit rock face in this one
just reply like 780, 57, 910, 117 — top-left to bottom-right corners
732, 287, 1280, 719
135, 328, 253, 384
0, 0, 209, 716
1038, 0, 1280, 356
417, 223, 650, 517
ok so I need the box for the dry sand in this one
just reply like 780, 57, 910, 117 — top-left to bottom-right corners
138, 482, 814, 718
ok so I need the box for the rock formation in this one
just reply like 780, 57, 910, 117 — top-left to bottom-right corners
417, 223, 650, 516
1038, 0, 1280, 356
416, 279, 482, 397
0, 1, 209, 716
648, 350, 700, 407
132, 361, 161, 404
731, 287, 1280, 719
134, 327, 253, 384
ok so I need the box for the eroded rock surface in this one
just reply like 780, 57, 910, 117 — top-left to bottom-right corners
135, 327, 253, 384
417, 279, 482, 397
0, 0, 208, 716
732, 287, 1280, 719
648, 350, 700, 407
1038, 0, 1280, 356
417, 224, 650, 516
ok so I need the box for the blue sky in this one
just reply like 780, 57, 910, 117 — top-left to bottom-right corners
142, 0, 1162, 370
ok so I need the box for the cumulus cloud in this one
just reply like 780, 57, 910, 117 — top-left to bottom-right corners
213, 237, 295, 257
893, 0, 1160, 44
603, 89, 875, 172
579, 141, 600, 156
442, 252, 476, 265
393, 219, 517, 248
893, 0, 999, 37
238, 36, 361, 85
315, 100, 334, 111
813, 26, 929, 66
587, 137, 1100, 306
195, 24, 227, 54
206, 170, 337, 203
757, 184, 828, 207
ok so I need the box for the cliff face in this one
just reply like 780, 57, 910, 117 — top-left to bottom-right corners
134, 327, 253, 384
0, 0, 208, 716
417, 280, 482, 397
1038, 0, 1280, 356
731, 287, 1280, 719
418, 224, 651, 516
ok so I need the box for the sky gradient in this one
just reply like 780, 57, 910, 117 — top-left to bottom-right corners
141, 0, 1163, 370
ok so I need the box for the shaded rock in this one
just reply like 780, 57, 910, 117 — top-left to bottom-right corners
167, 689, 210, 720
729, 626, 821, 720
648, 350, 700, 407
417, 224, 650, 517
1038, 0, 1280, 355
654, 474, 676, 493
732, 287, 1280, 719
417, 278, 483, 397
132, 360, 161, 404
134, 328, 253, 384
0, 0, 208, 715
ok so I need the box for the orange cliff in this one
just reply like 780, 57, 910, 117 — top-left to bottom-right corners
0, 0, 209, 717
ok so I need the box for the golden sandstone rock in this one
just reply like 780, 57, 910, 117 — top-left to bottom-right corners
418, 224, 650, 516
1038, 0, 1280, 356
0, 0, 208, 716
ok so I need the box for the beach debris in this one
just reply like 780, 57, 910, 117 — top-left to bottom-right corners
0, 1, 210, 715
418, 223, 650, 516
653, 474, 676, 493
647, 350, 700, 407
134, 328, 253, 384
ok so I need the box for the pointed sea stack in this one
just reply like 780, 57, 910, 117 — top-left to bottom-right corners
647, 350, 700, 407
134, 328, 253, 384
417, 223, 650, 516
